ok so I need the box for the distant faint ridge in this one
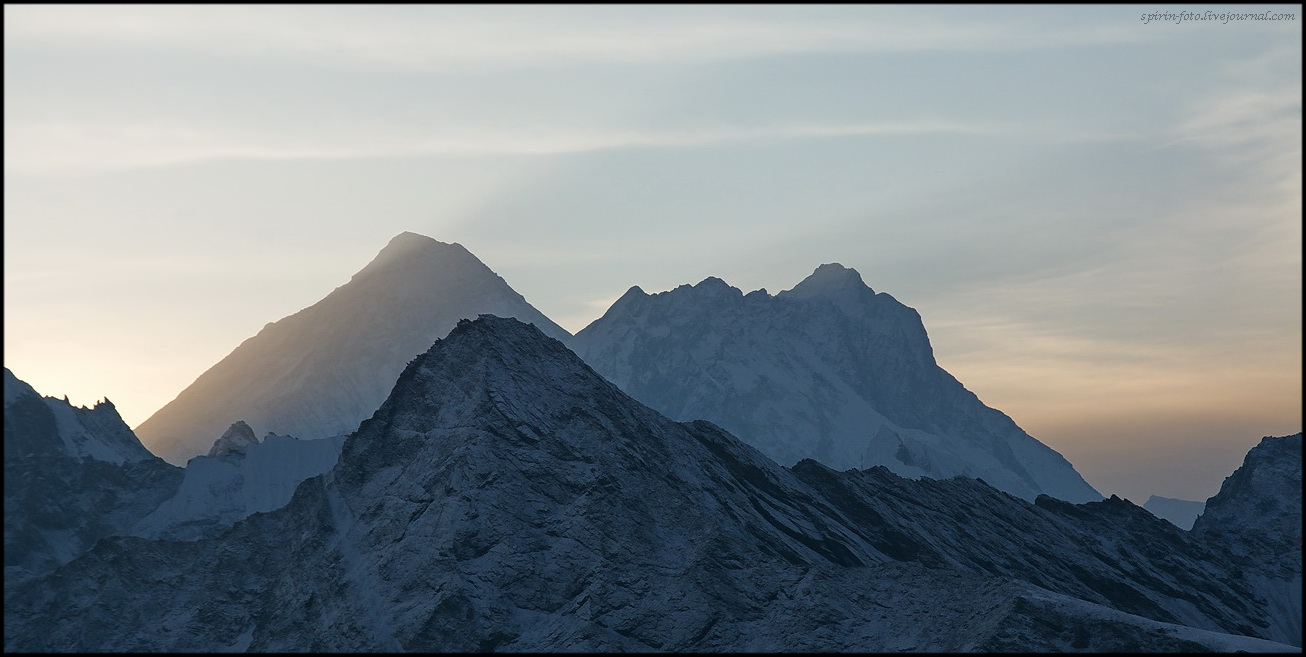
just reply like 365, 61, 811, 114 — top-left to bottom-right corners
134, 232, 569, 464
1142, 495, 1205, 530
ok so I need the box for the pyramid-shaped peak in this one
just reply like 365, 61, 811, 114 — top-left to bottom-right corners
375, 315, 578, 409
135, 234, 569, 465
355, 232, 471, 275
430, 315, 573, 370
383, 231, 456, 250
338, 314, 618, 486
782, 263, 873, 298
206, 420, 260, 458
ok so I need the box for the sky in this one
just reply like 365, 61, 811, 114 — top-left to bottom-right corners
4, 5, 1301, 503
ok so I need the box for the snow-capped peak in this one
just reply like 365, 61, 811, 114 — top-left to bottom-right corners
134, 232, 571, 465
780, 262, 874, 298
571, 268, 1101, 504
348, 231, 472, 284
206, 420, 260, 458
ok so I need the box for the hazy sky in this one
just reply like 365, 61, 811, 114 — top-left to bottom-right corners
5, 5, 1301, 503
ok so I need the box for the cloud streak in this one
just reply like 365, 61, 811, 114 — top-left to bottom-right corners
4, 5, 1161, 73
4, 119, 1007, 176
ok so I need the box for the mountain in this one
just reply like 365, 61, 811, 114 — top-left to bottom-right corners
1192, 433, 1302, 646
4, 318, 1296, 652
3, 368, 182, 582
134, 232, 570, 465
131, 423, 348, 541
5, 368, 157, 465
570, 264, 1101, 503
206, 420, 260, 458
1142, 495, 1205, 530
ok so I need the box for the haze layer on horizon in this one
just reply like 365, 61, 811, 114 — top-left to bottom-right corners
4, 5, 1301, 503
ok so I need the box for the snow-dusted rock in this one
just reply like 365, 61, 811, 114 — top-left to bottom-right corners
4, 368, 157, 465
1192, 433, 1302, 646
1193, 434, 1302, 570
4, 319, 1296, 652
134, 232, 570, 465
3, 368, 181, 582
570, 265, 1101, 503
206, 420, 260, 458
133, 427, 347, 541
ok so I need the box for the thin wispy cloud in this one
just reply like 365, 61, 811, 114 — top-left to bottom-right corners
4, 119, 1008, 176
4, 5, 1159, 72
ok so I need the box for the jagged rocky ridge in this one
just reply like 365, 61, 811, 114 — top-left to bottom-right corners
5, 366, 350, 575
4, 318, 1297, 652
3, 368, 182, 582
135, 232, 570, 465
571, 265, 1101, 503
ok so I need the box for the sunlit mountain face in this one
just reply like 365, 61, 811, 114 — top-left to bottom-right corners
134, 232, 570, 465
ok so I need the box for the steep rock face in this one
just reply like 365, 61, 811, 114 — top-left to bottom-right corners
1192, 433, 1302, 646
135, 232, 570, 465
1193, 434, 1302, 572
570, 265, 1101, 503
3, 319, 1295, 652
3, 369, 181, 582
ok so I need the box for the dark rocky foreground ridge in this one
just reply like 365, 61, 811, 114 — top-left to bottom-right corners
3, 318, 1300, 651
